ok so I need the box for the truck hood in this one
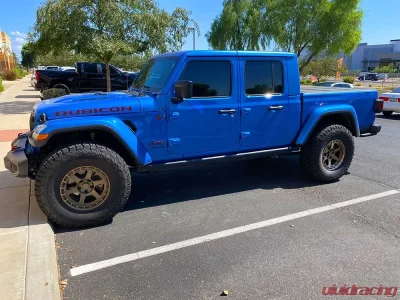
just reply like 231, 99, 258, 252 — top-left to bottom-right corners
35, 91, 148, 120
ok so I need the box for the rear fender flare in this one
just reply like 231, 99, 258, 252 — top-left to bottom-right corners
296, 105, 360, 146
29, 116, 152, 165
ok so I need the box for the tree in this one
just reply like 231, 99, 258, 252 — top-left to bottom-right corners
21, 42, 37, 68
206, 0, 265, 50
301, 57, 345, 82
372, 64, 398, 74
207, 0, 363, 71
33, 0, 199, 91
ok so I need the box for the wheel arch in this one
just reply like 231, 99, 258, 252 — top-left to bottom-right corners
296, 107, 360, 146
29, 118, 152, 167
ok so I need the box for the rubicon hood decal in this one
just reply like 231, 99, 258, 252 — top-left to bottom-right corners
55, 106, 133, 117
34, 91, 147, 120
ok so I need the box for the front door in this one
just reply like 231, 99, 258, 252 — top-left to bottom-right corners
167, 58, 239, 157
239, 58, 298, 149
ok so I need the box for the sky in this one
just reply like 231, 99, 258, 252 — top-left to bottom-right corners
0, 0, 399, 59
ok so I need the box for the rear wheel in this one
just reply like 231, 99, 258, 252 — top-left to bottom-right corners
383, 111, 393, 117
35, 143, 131, 228
52, 83, 70, 95
300, 125, 354, 183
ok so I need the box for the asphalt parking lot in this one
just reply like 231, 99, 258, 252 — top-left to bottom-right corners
56, 114, 400, 300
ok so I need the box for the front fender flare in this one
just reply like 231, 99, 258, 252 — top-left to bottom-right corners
29, 116, 152, 165
296, 105, 360, 146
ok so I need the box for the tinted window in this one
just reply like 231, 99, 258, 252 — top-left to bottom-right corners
84, 63, 98, 74
335, 84, 351, 88
179, 61, 231, 97
314, 82, 334, 87
245, 61, 283, 95
101, 65, 119, 75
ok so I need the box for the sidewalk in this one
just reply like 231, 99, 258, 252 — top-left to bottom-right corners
0, 76, 60, 300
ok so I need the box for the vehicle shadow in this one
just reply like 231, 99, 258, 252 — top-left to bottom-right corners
0, 101, 36, 114
55, 155, 328, 232
376, 114, 400, 120
124, 156, 323, 212
14, 95, 39, 99
22, 89, 37, 92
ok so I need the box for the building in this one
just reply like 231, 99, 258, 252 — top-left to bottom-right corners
0, 29, 15, 71
344, 39, 400, 71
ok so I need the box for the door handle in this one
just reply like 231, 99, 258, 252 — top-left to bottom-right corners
218, 109, 236, 114
268, 106, 284, 111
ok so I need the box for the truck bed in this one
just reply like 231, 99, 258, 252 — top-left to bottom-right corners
300, 85, 379, 132
301, 85, 375, 94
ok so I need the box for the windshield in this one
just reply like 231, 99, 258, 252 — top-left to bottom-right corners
392, 87, 400, 93
131, 57, 179, 93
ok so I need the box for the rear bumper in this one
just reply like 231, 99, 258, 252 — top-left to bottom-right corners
360, 124, 381, 135
3, 133, 30, 178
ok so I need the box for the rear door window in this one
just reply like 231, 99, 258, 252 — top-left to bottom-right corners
83, 63, 98, 74
245, 61, 284, 95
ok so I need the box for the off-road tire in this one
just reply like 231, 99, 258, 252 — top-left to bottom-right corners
35, 143, 131, 228
383, 111, 393, 117
52, 83, 70, 95
300, 125, 354, 183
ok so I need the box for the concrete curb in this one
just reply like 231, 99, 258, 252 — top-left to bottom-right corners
25, 181, 61, 300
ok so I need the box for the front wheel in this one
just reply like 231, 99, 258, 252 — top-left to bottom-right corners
35, 144, 131, 228
300, 125, 354, 183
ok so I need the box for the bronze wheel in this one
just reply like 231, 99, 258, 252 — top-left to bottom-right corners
60, 166, 111, 211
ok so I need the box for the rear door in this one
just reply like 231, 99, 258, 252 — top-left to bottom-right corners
79, 63, 99, 91
239, 57, 298, 149
167, 57, 240, 156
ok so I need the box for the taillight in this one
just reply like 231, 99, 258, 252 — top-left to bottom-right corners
374, 99, 384, 113
35, 70, 40, 81
379, 96, 389, 101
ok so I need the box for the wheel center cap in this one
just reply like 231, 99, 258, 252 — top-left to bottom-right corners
77, 179, 94, 194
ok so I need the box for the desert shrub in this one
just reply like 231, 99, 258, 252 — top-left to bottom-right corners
320, 77, 327, 82
1, 70, 17, 81
355, 83, 361, 86
300, 79, 306, 84
42, 88, 67, 100
343, 76, 355, 84
305, 79, 313, 84
0, 85, 4, 92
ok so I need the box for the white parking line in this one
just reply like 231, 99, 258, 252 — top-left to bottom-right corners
71, 190, 399, 277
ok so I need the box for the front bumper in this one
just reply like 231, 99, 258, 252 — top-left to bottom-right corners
3, 133, 30, 178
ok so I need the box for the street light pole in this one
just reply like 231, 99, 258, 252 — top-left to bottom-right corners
188, 27, 195, 50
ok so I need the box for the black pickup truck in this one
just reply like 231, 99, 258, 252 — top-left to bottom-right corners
34, 62, 138, 94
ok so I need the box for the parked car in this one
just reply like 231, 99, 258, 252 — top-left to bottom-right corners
34, 62, 138, 94
313, 82, 354, 88
379, 87, 400, 116
4, 50, 383, 228
358, 73, 379, 81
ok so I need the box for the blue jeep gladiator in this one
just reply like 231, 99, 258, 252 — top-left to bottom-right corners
4, 51, 383, 228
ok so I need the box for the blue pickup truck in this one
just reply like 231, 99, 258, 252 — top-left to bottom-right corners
4, 51, 383, 228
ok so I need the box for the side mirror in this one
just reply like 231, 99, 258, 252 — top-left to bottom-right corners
173, 80, 193, 103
